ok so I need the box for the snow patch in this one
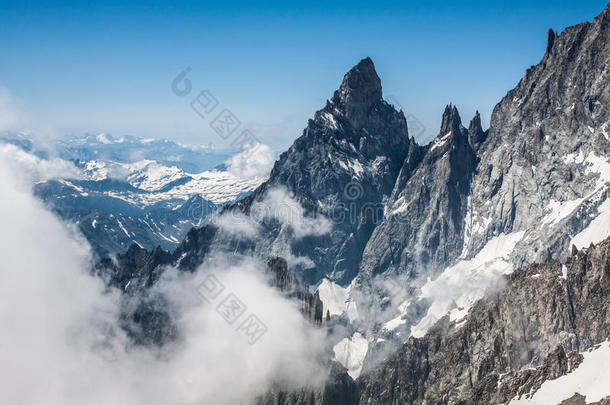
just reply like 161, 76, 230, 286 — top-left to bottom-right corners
321, 111, 340, 130
83, 159, 263, 206
333, 332, 368, 379
542, 198, 585, 226
95, 133, 113, 144
571, 198, 610, 249
382, 301, 410, 332
316, 278, 359, 322
383, 315, 406, 331
316, 279, 349, 316
338, 158, 365, 178
116, 219, 131, 238
429, 131, 452, 152
542, 152, 610, 226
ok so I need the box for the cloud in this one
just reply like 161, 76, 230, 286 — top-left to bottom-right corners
226, 143, 275, 179
252, 187, 332, 239
149, 258, 328, 403
0, 153, 328, 404
211, 210, 261, 238
0, 143, 83, 181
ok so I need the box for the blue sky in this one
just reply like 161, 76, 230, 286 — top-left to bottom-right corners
1, 0, 608, 150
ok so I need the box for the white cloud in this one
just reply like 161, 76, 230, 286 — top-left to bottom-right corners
226, 143, 275, 179
0, 143, 83, 181
0, 153, 328, 404
211, 210, 261, 238
252, 187, 332, 239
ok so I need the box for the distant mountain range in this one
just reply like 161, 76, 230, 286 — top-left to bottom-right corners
2, 131, 231, 172
0, 132, 265, 257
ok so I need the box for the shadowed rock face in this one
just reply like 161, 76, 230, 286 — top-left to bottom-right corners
267, 257, 324, 324
333, 57, 383, 128
467, 110, 487, 152
256, 362, 360, 405
244, 56, 413, 285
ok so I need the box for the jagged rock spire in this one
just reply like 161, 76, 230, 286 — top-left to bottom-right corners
332, 57, 383, 128
467, 110, 487, 151
440, 103, 463, 135
546, 28, 557, 54
468, 110, 482, 134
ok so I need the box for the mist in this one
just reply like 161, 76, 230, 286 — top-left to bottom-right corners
0, 150, 328, 404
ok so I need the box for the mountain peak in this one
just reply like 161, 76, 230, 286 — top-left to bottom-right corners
440, 103, 462, 135
546, 28, 557, 54
332, 57, 383, 127
467, 110, 486, 151
468, 110, 482, 133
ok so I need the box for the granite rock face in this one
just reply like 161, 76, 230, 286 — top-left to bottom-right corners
100, 3, 610, 290
463, 3, 610, 268
360, 2, 610, 284
241, 56, 413, 285
561, 394, 610, 405
358, 104, 478, 280
357, 237, 610, 404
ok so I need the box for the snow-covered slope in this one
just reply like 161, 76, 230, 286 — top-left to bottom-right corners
79, 159, 262, 205
410, 230, 525, 337
333, 332, 369, 379
508, 340, 610, 404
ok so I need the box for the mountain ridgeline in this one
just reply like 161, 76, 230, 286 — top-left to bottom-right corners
97, 4, 610, 404
99, 56, 488, 288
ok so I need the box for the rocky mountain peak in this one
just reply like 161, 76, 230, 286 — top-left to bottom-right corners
546, 28, 557, 54
468, 110, 482, 133
467, 110, 487, 151
439, 103, 463, 136
332, 57, 383, 128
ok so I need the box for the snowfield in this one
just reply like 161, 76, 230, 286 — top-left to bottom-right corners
333, 332, 368, 379
410, 231, 524, 338
508, 340, 610, 404
81, 159, 264, 205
